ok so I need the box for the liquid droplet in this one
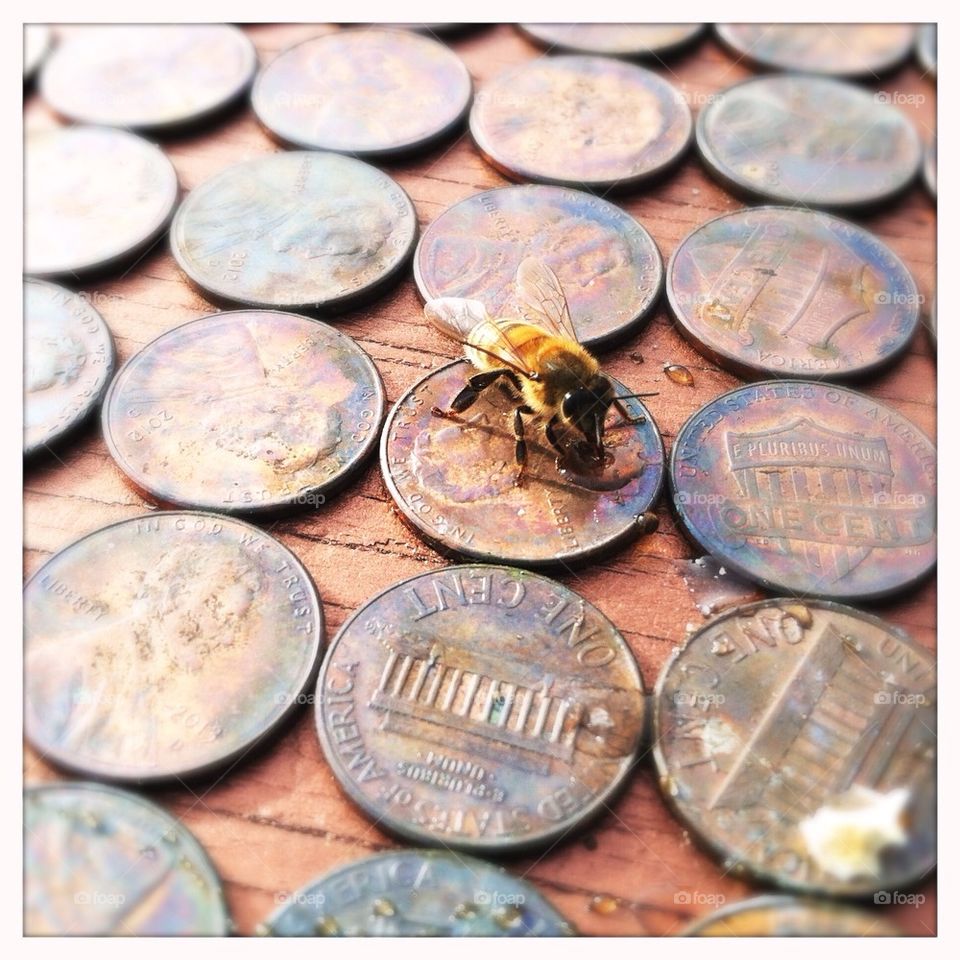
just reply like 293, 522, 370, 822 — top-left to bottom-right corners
636, 511, 659, 534
589, 894, 620, 915
453, 901, 479, 921
782, 603, 813, 628
492, 904, 525, 930
372, 897, 396, 918
314, 916, 342, 936
630, 351, 644, 363
254, 922, 272, 937
663, 363, 694, 386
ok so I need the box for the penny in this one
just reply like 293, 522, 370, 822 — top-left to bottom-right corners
670, 381, 935, 600
518, 23, 705, 57
916, 24, 936, 77
683, 895, 901, 936
25, 782, 231, 935
102, 310, 384, 514
470, 56, 692, 189
25, 126, 179, 278
666, 206, 920, 380
715, 24, 915, 77
24, 511, 324, 781
414, 185, 663, 348
24, 279, 116, 457
253, 29, 472, 157
24, 23, 52, 80
923, 139, 936, 197
262, 850, 575, 935
39, 24, 256, 131
315, 565, 646, 852
170, 151, 417, 312
653, 599, 935, 896
696, 75, 921, 208
381, 360, 665, 567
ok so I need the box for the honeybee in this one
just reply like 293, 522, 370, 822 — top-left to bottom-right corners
424, 257, 655, 486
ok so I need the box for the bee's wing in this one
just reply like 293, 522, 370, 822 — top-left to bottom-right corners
515, 257, 580, 343
424, 296, 530, 374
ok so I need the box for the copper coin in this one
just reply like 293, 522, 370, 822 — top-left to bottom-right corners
653, 599, 935, 896
666, 206, 920, 380
683, 895, 901, 936
25, 782, 230, 935
315, 565, 646, 853
916, 24, 936, 77
170, 151, 417, 312
518, 23, 705, 57
715, 24, 915, 77
24, 512, 324, 782
24, 279, 116, 456
381, 360, 665, 568
696, 76, 921, 208
39, 24, 256, 131
470, 56, 692, 189
102, 310, 384, 514
670, 381, 935, 600
252, 29, 472, 157
262, 850, 575, 936
25, 126, 179, 278
24, 24, 52, 81
414, 185, 663, 348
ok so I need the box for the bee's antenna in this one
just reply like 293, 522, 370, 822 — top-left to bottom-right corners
616, 391, 659, 400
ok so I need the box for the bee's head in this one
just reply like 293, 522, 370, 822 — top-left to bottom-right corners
561, 375, 614, 461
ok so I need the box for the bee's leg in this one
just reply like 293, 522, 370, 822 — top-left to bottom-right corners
613, 397, 646, 426
545, 414, 565, 455
513, 405, 532, 487
431, 368, 515, 419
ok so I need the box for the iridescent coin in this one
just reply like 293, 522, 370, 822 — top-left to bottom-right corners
24, 279, 115, 456
102, 311, 384, 514
25, 126, 179, 278
25, 782, 230, 935
24, 23, 52, 80
262, 850, 575, 935
683, 895, 901, 936
667, 207, 920, 380
715, 24, 915, 77
170, 152, 417, 311
253, 29, 472, 157
518, 23, 705, 57
916, 24, 936, 77
696, 76, 921, 208
470, 56, 692, 189
24, 512, 324, 781
414, 185, 663, 348
653, 599, 935, 897
39, 24, 256, 131
670, 381, 936, 599
381, 360, 665, 567
315, 565, 646, 852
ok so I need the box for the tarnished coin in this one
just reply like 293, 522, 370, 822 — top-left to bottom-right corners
683, 895, 901, 936
470, 56, 692, 189
715, 24, 915, 77
253, 29, 472, 157
24, 279, 115, 456
670, 381, 935, 599
24, 23, 52, 80
696, 75, 921, 208
25, 512, 324, 781
653, 599, 935, 896
667, 206, 920, 380
25, 782, 230, 935
102, 311, 384, 514
263, 850, 575, 935
39, 24, 256, 131
518, 23, 705, 57
414, 185, 663, 348
916, 24, 936, 77
26, 126, 179, 278
381, 360, 665, 567
315, 565, 646, 852
170, 152, 417, 312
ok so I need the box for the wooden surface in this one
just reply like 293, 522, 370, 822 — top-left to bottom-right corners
24, 24, 937, 936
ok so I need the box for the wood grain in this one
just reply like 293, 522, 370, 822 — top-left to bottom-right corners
24, 23, 936, 936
